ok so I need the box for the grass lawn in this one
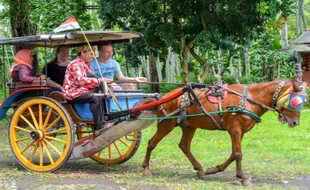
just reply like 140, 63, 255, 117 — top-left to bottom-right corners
0, 110, 309, 189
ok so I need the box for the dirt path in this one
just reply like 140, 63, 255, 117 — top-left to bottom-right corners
0, 156, 309, 190
0, 123, 309, 189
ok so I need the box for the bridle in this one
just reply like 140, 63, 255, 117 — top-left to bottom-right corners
269, 81, 306, 123
223, 80, 306, 114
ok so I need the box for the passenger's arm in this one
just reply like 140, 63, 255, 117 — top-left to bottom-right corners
18, 66, 38, 83
116, 72, 147, 82
46, 79, 62, 89
115, 71, 136, 82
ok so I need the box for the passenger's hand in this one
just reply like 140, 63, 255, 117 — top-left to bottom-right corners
100, 77, 113, 84
38, 74, 46, 80
135, 77, 147, 83
110, 82, 122, 90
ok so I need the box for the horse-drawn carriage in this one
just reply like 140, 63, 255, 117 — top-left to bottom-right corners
0, 30, 308, 186
0, 31, 159, 172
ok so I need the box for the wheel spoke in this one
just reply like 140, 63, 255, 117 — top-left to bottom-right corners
15, 137, 30, 142
113, 142, 122, 157
42, 141, 54, 164
19, 115, 36, 131
44, 116, 61, 132
28, 107, 39, 129
43, 108, 53, 129
38, 104, 43, 128
45, 127, 66, 136
117, 138, 130, 147
45, 136, 67, 144
108, 145, 112, 159
44, 139, 62, 156
29, 142, 39, 163
39, 142, 43, 166
20, 140, 36, 154
14, 126, 31, 133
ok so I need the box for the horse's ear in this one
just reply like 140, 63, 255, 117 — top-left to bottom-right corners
292, 80, 306, 92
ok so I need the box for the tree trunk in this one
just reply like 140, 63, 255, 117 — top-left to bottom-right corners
8, 0, 34, 52
149, 52, 160, 92
244, 47, 250, 75
281, 21, 288, 47
199, 52, 209, 83
181, 46, 189, 83
297, 0, 307, 35
174, 18, 191, 83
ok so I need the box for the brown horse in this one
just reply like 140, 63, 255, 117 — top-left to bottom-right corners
142, 79, 306, 186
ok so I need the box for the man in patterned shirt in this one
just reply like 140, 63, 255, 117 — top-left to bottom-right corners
62, 45, 112, 130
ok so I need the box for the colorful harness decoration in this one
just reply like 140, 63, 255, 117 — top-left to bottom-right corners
276, 85, 307, 111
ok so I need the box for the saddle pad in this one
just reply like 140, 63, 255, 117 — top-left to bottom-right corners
206, 84, 228, 104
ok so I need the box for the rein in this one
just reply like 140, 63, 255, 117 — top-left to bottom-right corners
218, 85, 277, 111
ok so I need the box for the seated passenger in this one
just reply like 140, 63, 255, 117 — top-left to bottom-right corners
42, 46, 70, 91
90, 42, 147, 90
9, 49, 46, 83
62, 45, 113, 130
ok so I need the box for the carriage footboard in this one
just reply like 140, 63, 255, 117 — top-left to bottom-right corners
70, 113, 156, 160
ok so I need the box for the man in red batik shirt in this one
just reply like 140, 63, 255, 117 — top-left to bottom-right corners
62, 45, 112, 130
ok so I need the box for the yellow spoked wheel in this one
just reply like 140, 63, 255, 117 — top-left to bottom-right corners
76, 125, 141, 164
9, 97, 74, 172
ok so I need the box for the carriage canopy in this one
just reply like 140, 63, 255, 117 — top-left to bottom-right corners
0, 31, 143, 48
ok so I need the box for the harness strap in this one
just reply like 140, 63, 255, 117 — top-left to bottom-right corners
138, 108, 261, 123
220, 85, 276, 111
188, 84, 225, 130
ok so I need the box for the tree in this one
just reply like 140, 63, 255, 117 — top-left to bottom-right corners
5, 0, 34, 38
98, 0, 287, 83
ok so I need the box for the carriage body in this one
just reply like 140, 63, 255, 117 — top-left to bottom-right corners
0, 31, 157, 172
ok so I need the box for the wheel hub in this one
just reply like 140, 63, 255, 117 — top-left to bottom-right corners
30, 130, 44, 141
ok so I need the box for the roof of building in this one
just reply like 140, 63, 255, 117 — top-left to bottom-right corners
279, 44, 310, 52
292, 29, 310, 44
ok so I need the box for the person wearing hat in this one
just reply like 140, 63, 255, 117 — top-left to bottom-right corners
62, 45, 113, 130
10, 49, 46, 83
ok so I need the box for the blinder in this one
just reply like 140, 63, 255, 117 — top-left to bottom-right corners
276, 85, 307, 111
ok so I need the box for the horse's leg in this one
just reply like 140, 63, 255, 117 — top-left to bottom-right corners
178, 127, 206, 178
204, 128, 242, 175
142, 119, 177, 176
231, 132, 251, 186
205, 130, 251, 186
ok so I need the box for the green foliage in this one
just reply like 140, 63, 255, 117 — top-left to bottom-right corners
98, 0, 288, 83
305, 87, 310, 108
29, 0, 91, 33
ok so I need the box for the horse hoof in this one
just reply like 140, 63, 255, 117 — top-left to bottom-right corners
205, 168, 216, 175
196, 170, 206, 178
241, 178, 252, 186
143, 169, 153, 176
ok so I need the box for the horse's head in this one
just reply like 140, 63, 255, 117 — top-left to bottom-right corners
275, 80, 307, 127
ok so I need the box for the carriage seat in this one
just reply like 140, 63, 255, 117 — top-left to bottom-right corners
7, 80, 47, 89
49, 91, 66, 103
48, 91, 93, 120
